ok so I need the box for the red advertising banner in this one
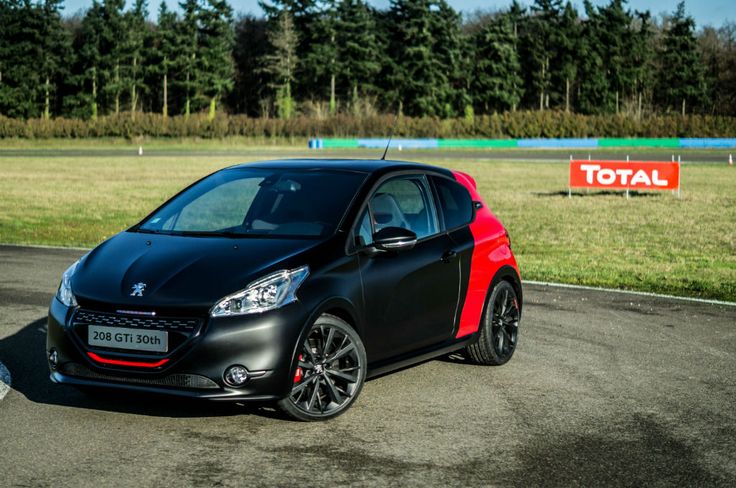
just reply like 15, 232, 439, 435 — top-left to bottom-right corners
569, 160, 680, 190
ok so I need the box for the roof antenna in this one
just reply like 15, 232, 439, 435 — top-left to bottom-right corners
380, 112, 400, 160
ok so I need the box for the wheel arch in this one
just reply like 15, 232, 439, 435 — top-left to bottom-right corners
281, 297, 362, 398
476, 266, 523, 331
492, 265, 523, 315
307, 297, 362, 336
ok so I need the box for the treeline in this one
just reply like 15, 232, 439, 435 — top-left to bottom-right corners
0, 0, 735, 124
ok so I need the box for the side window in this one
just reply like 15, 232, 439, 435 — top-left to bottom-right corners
368, 176, 439, 240
432, 177, 474, 230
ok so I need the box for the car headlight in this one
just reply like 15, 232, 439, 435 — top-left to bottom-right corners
57, 260, 80, 307
210, 266, 310, 317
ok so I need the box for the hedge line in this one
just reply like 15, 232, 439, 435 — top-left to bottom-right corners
1, 112, 735, 139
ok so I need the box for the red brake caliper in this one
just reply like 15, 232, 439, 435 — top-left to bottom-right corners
293, 354, 304, 383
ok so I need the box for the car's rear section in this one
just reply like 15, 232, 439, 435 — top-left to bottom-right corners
451, 170, 522, 363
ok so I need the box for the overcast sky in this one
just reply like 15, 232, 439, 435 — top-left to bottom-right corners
60, 0, 734, 28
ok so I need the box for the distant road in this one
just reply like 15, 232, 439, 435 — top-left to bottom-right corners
1, 244, 735, 486
0, 147, 733, 163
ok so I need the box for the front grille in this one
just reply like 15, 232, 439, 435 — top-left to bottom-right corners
71, 309, 204, 356
73, 309, 201, 333
61, 362, 219, 390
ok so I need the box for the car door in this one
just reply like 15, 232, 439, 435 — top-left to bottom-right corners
355, 173, 461, 362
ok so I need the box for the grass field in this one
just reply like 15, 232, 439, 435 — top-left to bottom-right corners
0, 136, 305, 150
1, 145, 734, 301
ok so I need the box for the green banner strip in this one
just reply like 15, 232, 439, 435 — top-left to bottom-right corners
320, 139, 359, 148
311, 137, 729, 149
598, 138, 680, 148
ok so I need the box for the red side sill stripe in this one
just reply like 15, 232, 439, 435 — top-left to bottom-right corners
87, 352, 169, 368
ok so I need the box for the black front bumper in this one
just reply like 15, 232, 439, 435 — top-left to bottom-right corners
47, 296, 308, 401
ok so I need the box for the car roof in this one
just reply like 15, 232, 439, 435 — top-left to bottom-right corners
228, 158, 454, 176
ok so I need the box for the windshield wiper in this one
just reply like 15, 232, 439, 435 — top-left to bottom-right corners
132, 228, 168, 235
132, 228, 279, 238
175, 229, 246, 238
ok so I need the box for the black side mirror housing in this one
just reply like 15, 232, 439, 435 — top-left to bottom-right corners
372, 227, 417, 252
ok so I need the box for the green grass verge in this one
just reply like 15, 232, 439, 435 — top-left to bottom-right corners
0, 150, 734, 301
0, 136, 306, 150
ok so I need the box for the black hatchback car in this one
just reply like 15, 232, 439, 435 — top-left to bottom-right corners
48, 159, 522, 420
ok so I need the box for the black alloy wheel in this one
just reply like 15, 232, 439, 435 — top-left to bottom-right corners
278, 314, 367, 421
465, 280, 520, 366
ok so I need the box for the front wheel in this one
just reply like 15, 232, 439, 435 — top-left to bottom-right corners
465, 280, 521, 366
278, 314, 367, 421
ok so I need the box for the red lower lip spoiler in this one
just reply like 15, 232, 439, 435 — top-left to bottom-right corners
87, 352, 169, 368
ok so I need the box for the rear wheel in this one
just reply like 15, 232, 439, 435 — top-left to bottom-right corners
278, 314, 367, 421
465, 280, 520, 365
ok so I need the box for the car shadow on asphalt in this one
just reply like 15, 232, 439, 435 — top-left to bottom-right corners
0, 317, 283, 419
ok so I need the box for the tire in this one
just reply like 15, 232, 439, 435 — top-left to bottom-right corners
277, 314, 367, 421
465, 280, 521, 366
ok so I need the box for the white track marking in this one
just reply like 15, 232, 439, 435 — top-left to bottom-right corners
525, 280, 736, 307
0, 362, 11, 400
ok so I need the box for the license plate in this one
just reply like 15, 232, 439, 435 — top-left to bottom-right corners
88, 325, 168, 353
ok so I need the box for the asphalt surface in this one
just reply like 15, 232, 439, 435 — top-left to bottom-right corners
0, 147, 733, 163
0, 245, 734, 487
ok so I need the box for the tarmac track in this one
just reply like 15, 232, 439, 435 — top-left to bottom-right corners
0, 147, 733, 163
0, 245, 734, 487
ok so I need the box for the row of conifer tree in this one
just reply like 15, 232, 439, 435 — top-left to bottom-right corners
1, 0, 734, 122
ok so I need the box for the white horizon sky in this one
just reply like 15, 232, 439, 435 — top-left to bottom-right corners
59, 0, 734, 29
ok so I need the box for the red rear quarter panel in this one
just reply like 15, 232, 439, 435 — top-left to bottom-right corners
452, 171, 520, 338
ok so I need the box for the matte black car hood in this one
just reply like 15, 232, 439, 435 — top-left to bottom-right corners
72, 231, 320, 313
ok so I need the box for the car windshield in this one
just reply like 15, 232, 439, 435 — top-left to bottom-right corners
135, 167, 367, 238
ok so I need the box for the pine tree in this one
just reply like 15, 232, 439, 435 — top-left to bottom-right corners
262, 9, 298, 118
0, 1, 42, 117
154, 1, 180, 118
472, 14, 523, 113
259, 0, 318, 40
597, 0, 634, 113
335, 0, 381, 114
657, 2, 708, 114
198, 0, 234, 119
698, 22, 736, 115
576, 1, 610, 114
230, 14, 269, 116
430, 1, 466, 117
99, 0, 127, 114
506, 1, 526, 111
387, 0, 462, 117
259, 0, 318, 100
630, 11, 655, 116
0, 1, 8, 114
76, 1, 105, 119
524, 0, 562, 110
36, 0, 71, 119
507, 0, 525, 37
556, 2, 579, 113
302, 0, 339, 113
123, 0, 149, 118
457, 23, 475, 118
178, 0, 200, 117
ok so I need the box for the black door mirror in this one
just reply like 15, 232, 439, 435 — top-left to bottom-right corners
372, 227, 417, 252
